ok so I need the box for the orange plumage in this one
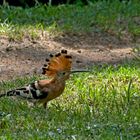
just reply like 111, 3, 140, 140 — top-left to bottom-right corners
42, 50, 72, 77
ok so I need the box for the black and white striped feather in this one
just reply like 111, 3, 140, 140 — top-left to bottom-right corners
0, 81, 48, 100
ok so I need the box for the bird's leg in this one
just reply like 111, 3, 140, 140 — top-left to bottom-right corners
43, 102, 48, 109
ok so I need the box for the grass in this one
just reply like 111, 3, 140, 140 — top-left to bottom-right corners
0, 60, 140, 140
0, 0, 140, 139
0, 0, 140, 40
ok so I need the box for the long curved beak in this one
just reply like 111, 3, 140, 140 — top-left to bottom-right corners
70, 69, 91, 74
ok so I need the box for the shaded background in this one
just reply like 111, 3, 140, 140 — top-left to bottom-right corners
1, 0, 129, 7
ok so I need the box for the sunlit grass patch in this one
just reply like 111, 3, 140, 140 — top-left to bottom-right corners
0, 0, 140, 40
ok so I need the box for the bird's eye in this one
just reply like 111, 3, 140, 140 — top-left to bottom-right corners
62, 72, 65, 75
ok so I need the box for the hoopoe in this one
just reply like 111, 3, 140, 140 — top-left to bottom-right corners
0, 49, 89, 108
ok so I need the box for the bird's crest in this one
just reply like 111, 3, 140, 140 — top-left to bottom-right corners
42, 50, 72, 77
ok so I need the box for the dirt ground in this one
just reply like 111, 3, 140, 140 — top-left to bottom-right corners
0, 32, 135, 81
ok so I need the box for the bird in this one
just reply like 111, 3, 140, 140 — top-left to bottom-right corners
0, 49, 89, 108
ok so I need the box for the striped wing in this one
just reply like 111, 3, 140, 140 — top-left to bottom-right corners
0, 81, 48, 100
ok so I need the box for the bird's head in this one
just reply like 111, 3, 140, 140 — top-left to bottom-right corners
56, 70, 70, 81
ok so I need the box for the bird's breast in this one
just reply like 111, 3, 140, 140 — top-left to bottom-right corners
41, 82, 65, 103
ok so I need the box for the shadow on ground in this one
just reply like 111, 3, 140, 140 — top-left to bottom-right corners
0, 31, 135, 81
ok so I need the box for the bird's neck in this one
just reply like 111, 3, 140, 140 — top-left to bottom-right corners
51, 77, 66, 85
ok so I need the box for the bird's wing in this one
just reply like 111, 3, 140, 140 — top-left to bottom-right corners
0, 81, 49, 101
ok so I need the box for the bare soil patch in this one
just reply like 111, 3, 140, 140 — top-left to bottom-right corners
0, 32, 134, 81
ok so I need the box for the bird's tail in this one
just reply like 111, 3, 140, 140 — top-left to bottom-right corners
0, 88, 33, 99
0, 90, 16, 98
0, 82, 48, 100
0, 93, 7, 98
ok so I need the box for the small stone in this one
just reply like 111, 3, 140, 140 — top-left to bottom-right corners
76, 60, 82, 63
77, 50, 81, 53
